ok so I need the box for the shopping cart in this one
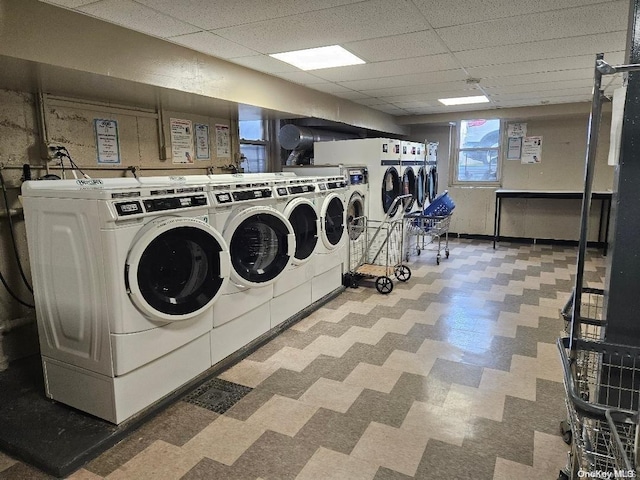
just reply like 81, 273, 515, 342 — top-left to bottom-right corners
557, 287, 640, 479
344, 195, 411, 294
403, 190, 454, 264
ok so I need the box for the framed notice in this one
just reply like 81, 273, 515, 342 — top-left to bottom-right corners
94, 119, 121, 164
170, 118, 194, 164
194, 123, 210, 160
216, 124, 231, 158
507, 136, 522, 160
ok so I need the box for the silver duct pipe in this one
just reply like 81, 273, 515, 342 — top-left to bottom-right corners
279, 125, 359, 165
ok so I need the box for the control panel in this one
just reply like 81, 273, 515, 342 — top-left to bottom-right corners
114, 194, 208, 217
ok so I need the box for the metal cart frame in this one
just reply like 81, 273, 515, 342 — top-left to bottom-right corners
559, 53, 640, 479
403, 212, 451, 264
344, 195, 412, 294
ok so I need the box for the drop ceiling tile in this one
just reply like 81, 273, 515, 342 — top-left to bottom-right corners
383, 88, 481, 104
212, 0, 428, 54
489, 87, 593, 101
168, 31, 257, 59
467, 52, 626, 79
134, 0, 362, 30
343, 30, 447, 62
436, 2, 628, 52
362, 80, 475, 98
77, 0, 201, 37
493, 94, 592, 107
454, 31, 627, 68
338, 69, 467, 91
370, 104, 411, 115
230, 55, 301, 74
310, 53, 459, 82
332, 91, 370, 100
413, 0, 613, 29
479, 68, 594, 87
308, 83, 358, 95
352, 97, 391, 106
483, 79, 594, 95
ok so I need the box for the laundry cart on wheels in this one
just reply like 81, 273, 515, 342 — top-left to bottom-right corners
557, 53, 640, 480
404, 190, 454, 264
344, 195, 411, 294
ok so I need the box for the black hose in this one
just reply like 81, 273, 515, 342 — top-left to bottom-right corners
0, 169, 33, 293
0, 268, 34, 308
61, 148, 88, 178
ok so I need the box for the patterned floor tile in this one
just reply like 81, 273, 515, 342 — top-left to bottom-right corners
295, 447, 378, 480
245, 395, 318, 436
343, 363, 403, 393
298, 377, 363, 413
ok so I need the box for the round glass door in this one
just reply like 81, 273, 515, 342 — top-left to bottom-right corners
428, 167, 438, 203
347, 192, 365, 240
128, 220, 228, 321
416, 167, 426, 208
402, 168, 416, 212
287, 201, 318, 263
382, 167, 400, 216
230, 213, 292, 284
323, 196, 345, 247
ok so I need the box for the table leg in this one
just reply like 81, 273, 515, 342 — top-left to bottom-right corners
493, 195, 500, 249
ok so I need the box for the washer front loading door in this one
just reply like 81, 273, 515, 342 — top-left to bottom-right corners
347, 191, 365, 240
284, 198, 319, 265
225, 206, 295, 287
402, 168, 416, 213
416, 167, 426, 208
382, 167, 401, 217
321, 193, 346, 249
126, 217, 231, 322
428, 166, 438, 203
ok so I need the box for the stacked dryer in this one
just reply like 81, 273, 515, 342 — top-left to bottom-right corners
22, 176, 229, 424
314, 138, 403, 222
207, 176, 295, 364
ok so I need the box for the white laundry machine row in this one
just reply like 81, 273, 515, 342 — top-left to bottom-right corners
270, 176, 319, 328
312, 175, 348, 303
208, 177, 296, 364
22, 177, 230, 424
314, 138, 403, 223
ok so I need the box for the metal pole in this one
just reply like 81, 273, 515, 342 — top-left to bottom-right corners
571, 53, 605, 346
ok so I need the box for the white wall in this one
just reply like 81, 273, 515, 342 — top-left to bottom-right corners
410, 114, 614, 240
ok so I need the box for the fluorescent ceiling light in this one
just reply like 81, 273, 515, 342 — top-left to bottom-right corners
438, 95, 490, 106
270, 45, 365, 71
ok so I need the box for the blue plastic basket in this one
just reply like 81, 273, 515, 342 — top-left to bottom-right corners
423, 191, 455, 216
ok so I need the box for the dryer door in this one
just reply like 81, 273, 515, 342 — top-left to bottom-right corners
382, 167, 401, 217
321, 193, 346, 249
416, 167, 426, 208
402, 168, 416, 212
347, 191, 365, 240
428, 166, 438, 203
284, 198, 319, 265
224, 206, 295, 287
126, 217, 230, 322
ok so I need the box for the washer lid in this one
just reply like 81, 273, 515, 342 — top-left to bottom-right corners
126, 217, 230, 322
320, 193, 345, 249
224, 206, 295, 287
284, 198, 319, 265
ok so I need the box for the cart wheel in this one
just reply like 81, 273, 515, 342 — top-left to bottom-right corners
405, 253, 410, 262
436, 254, 441, 265
417, 248, 421, 255
560, 420, 572, 445
394, 265, 411, 282
375, 276, 393, 294
445, 249, 450, 259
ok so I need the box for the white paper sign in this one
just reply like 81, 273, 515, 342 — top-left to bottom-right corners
94, 119, 120, 164
216, 124, 231, 158
194, 123, 210, 160
521, 136, 542, 164
508, 123, 527, 138
507, 136, 522, 160
170, 118, 194, 164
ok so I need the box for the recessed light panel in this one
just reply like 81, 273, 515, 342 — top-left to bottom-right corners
270, 45, 365, 71
438, 95, 490, 106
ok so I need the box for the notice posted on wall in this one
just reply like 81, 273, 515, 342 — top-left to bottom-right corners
506, 122, 527, 160
170, 118, 194, 164
521, 136, 542, 164
94, 119, 121, 164
215, 124, 231, 158
194, 123, 210, 160
507, 122, 527, 138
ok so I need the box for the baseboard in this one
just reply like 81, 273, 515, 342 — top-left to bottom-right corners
451, 233, 605, 248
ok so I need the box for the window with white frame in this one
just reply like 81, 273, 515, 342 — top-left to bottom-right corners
239, 120, 268, 173
453, 119, 501, 184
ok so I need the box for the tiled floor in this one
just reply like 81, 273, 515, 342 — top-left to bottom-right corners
0, 239, 607, 479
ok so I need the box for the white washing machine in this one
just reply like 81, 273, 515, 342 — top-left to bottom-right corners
312, 175, 348, 302
208, 178, 296, 364
400, 141, 426, 214
314, 138, 403, 222
426, 142, 439, 205
21, 177, 230, 424
270, 176, 319, 327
